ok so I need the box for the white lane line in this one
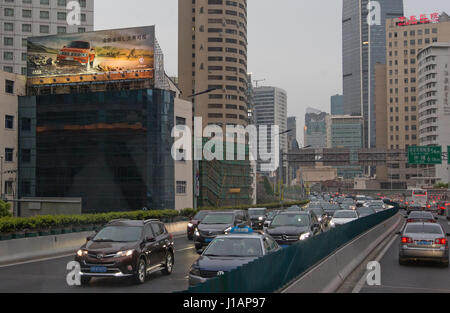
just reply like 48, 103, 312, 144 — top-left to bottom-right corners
176, 247, 194, 252
0, 253, 75, 268
352, 234, 399, 293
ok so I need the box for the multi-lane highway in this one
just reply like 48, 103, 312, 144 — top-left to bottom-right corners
359, 213, 450, 293
0, 236, 198, 293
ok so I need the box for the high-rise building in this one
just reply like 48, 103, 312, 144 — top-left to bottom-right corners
384, 13, 450, 187
0, 0, 94, 75
330, 94, 344, 115
417, 42, 450, 184
178, 0, 248, 128
326, 115, 364, 178
342, 0, 404, 148
253, 86, 288, 173
287, 116, 299, 150
304, 108, 327, 149
0, 70, 26, 202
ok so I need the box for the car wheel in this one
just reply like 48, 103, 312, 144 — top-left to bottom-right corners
442, 259, 449, 268
399, 258, 408, 266
133, 258, 147, 284
162, 251, 174, 275
80, 276, 91, 286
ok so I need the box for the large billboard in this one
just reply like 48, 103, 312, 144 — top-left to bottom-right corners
27, 26, 155, 85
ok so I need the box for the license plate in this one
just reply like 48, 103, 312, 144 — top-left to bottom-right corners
280, 245, 290, 249
65, 57, 74, 61
416, 241, 432, 246
90, 266, 107, 273
205, 238, 213, 243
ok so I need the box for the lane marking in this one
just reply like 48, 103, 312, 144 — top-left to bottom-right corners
0, 253, 74, 268
352, 233, 399, 293
176, 247, 194, 252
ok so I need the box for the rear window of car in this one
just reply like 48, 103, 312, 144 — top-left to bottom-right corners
405, 224, 443, 235
334, 211, 358, 218
409, 212, 432, 219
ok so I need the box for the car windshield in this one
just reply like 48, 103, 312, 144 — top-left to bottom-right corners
248, 209, 266, 216
405, 224, 443, 235
358, 208, 375, 215
271, 214, 310, 227
409, 212, 433, 219
193, 211, 209, 220
93, 226, 142, 242
287, 206, 302, 211
334, 211, 358, 219
201, 213, 234, 225
67, 41, 90, 49
203, 237, 263, 257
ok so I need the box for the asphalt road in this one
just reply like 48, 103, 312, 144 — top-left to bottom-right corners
361, 214, 450, 293
0, 236, 198, 293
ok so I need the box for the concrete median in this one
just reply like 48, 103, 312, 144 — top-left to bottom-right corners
282, 213, 402, 293
0, 221, 188, 266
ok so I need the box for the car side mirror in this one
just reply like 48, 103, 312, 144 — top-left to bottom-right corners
86, 236, 93, 242
196, 249, 203, 255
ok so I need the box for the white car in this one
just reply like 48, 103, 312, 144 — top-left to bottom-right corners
330, 210, 359, 227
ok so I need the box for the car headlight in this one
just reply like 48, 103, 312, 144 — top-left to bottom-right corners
77, 249, 88, 257
318, 217, 323, 222
194, 229, 200, 237
188, 223, 194, 228
299, 232, 311, 241
114, 250, 134, 257
330, 220, 335, 227
224, 227, 232, 234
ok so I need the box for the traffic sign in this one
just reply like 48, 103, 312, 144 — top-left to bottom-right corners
408, 146, 442, 165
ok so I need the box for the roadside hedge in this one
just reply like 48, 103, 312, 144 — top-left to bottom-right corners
0, 200, 308, 234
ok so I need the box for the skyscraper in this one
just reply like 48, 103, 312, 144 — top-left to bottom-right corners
330, 94, 344, 115
0, 0, 94, 75
342, 0, 404, 148
304, 108, 328, 149
287, 116, 299, 150
253, 86, 288, 173
178, 0, 248, 128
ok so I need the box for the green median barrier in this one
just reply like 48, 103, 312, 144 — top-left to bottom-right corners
0, 233, 13, 241
183, 208, 398, 293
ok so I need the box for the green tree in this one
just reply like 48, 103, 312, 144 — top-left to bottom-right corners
0, 201, 12, 218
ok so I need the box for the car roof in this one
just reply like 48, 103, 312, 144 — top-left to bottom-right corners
106, 219, 146, 227
215, 233, 265, 240
335, 210, 357, 213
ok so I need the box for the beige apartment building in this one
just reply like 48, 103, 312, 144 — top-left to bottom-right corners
178, 0, 248, 129
380, 13, 450, 187
0, 70, 25, 202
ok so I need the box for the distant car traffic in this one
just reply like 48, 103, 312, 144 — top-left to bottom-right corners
265, 211, 321, 248
189, 227, 281, 286
407, 203, 425, 215
399, 222, 449, 267
75, 219, 174, 285
187, 211, 211, 240
357, 207, 376, 218
194, 210, 250, 251
263, 210, 281, 228
248, 208, 267, 230
286, 205, 303, 212
322, 203, 340, 216
405, 211, 437, 224
330, 210, 359, 227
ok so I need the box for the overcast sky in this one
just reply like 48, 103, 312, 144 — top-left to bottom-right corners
95, 0, 450, 144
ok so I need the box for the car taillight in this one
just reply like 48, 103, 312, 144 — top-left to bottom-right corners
428, 219, 436, 223
169, 233, 173, 240
407, 219, 413, 223
435, 238, 447, 245
401, 237, 413, 244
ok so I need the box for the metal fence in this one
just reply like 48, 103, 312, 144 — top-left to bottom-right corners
182, 208, 398, 293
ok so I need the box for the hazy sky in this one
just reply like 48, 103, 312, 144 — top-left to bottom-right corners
95, 0, 450, 143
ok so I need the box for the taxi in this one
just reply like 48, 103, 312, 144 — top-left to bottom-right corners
188, 225, 281, 286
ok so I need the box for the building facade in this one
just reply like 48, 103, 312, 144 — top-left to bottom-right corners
287, 116, 299, 150
342, 0, 404, 148
0, 0, 94, 75
178, 0, 248, 129
330, 94, 344, 116
0, 70, 26, 202
304, 108, 327, 149
417, 43, 450, 184
384, 13, 450, 187
253, 86, 288, 173
326, 115, 364, 179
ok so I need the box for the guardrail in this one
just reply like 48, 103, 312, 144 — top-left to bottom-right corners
182, 208, 399, 293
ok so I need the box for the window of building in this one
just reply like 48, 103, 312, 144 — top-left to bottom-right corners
5, 115, 14, 129
4, 148, 13, 162
176, 181, 187, 195
5, 80, 14, 94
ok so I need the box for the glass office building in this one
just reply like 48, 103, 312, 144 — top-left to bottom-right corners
18, 88, 175, 213
342, 0, 403, 148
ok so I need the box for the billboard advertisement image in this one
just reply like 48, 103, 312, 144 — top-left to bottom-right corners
27, 26, 155, 85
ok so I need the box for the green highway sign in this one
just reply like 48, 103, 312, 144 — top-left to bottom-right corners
408, 146, 442, 165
